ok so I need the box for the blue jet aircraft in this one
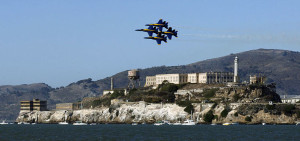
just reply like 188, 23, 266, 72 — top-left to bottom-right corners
160, 27, 178, 40
135, 25, 158, 37
145, 19, 168, 31
144, 32, 167, 45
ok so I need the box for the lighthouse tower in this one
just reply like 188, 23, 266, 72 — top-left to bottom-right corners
234, 56, 239, 83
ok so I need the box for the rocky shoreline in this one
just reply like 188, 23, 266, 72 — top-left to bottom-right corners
16, 102, 300, 125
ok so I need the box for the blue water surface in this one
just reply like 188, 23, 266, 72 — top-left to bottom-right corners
0, 124, 299, 141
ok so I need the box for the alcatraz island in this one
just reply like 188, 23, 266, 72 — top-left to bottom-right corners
16, 56, 300, 125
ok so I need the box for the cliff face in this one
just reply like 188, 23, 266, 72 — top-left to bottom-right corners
16, 102, 299, 124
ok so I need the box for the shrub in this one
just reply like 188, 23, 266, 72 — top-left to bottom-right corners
245, 116, 252, 122
204, 110, 214, 123
212, 103, 217, 109
214, 115, 218, 120
282, 104, 295, 115
110, 90, 125, 99
160, 83, 179, 93
233, 94, 240, 102
184, 104, 194, 114
128, 88, 137, 95
203, 89, 218, 98
176, 100, 191, 107
234, 112, 238, 117
92, 100, 102, 107
296, 111, 300, 118
221, 109, 229, 118
266, 104, 275, 110
91, 98, 111, 107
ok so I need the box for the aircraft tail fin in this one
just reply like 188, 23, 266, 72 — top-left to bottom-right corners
163, 35, 168, 43
157, 19, 163, 24
148, 25, 153, 30
156, 39, 161, 45
174, 31, 178, 38
167, 34, 172, 40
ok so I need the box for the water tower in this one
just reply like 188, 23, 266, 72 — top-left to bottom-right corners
128, 69, 140, 89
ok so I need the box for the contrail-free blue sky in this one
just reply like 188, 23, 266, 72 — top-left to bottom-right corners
0, 0, 299, 87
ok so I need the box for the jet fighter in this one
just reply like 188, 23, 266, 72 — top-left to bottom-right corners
144, 32, 167, 45
135, 25, 158, 37
159, 27, 178, 40
145, 19, 168, 31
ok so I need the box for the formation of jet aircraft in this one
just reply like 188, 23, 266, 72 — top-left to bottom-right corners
136, 19, 178, 45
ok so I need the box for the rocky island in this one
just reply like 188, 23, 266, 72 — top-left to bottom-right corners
16, 82, 300, 124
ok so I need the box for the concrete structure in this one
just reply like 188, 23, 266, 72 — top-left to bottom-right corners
128, 69, 140, 89
103, 90, 114, 95
281, 95, 300, 104
187, 73, 198, 83
20, 99, 47, 111
144, 57, 238, 87
111, 77, 114, 90
145, 76, 156, 87
250, 75, 266, 84
56, 103, 74, 110
156, 74, 188, 85
198, 72, 234, 84
234, 56, 239, 83
174, 89, 204, 100
145, 72, 234, 87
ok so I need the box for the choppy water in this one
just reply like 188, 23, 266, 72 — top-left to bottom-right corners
0, 124, 299, 141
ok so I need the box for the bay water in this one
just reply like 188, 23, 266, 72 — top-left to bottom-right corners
0, 124, 299, 141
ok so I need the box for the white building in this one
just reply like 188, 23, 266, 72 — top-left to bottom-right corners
155, 74, 188, 85
198, 72, 234, 84
145, 76, 156, 87
188, 73, 198, 83
281, 95, 300, 104
144, 56, 238, 87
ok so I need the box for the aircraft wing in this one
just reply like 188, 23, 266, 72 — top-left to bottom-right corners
158, 26, 163, 32
166, 34, 172, 40
147, 31, 153, 37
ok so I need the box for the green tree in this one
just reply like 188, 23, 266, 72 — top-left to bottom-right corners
245, 116, 252, 122
221, 109, 229, 118
184, 104, 194, 114
204, 110, 214, 123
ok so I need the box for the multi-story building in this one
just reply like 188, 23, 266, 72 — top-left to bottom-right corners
198, 72, 234, 84
156, 74, 188, 85
144, 57, 239, 87
144, 76, 156, 87
250, 75, 266, 84
145, 72, 234, 87
187, 73, 198, 83
20, 99, 47, 111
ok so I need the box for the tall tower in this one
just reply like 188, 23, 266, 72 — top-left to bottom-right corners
128, 69, 140, 89
234, 56, 239, 83
110, 77, 114, 90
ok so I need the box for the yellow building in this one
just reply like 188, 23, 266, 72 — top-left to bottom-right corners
20, 99, 47, 111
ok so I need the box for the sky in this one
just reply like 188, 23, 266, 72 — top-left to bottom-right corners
0, 0, 300, 87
